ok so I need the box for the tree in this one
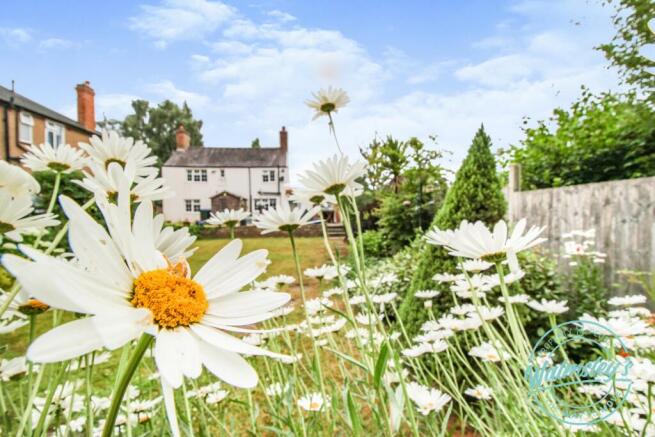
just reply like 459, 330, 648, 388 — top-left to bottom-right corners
504, 89, 655, 189
373, 137, 448, 252
360, 136, 409, 193
598, 0, 655, 92
398, 125, 507, 338
100, 100, 204, 168
251, 138, 261, 149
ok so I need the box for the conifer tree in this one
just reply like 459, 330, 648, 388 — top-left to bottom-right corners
398, 125, 507, 337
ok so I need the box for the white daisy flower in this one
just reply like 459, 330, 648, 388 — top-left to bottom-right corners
438, 315, 482, 332
207, 208, 250, 228
372, 292, 398, 304
432, 273, 464, 283
608, 295, 647, 307
271, 305, 295, 317
265, 275, 295, 288
464, 385, 493, 400
152, 214, 197, 261
415, 290, 440, 299
406, 382, 451, 415
21, 143, 87, 173
461, 259, 493, 273
305, 86, 350, 120
426, 218, 546, 263
322, 287, 345, 297
0, 191, 59, 241
253, 201, 319, 234
355, 312, 381, 325
0, 161, 40, 196
498, 294, 530, 304
80, 131, 158, 178
469, 306, 504, 322
297, 154, 365, 199
297, 392, 329, 412
0, 356, 27, 381
527, 299, 569, 315
580, 314, 651, 339
265, 382, 289, 397
304, 264, 338, 281
76, 161, 172, 203
3, 193, 291, 437
468, 342, 511, 362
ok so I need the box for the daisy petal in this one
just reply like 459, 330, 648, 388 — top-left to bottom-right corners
207, 291, 290, 318
197, 340, 257, 388
27, 317, 104, 363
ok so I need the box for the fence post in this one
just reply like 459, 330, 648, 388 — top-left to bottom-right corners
508, 163, 521, 224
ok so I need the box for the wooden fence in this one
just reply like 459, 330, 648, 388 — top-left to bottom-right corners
506, 165, 655, 295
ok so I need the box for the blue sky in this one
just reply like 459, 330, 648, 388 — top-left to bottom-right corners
0, 0, 623, 174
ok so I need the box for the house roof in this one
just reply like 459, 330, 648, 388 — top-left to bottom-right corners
164, 147, 287, 168
0, 85, 96, 134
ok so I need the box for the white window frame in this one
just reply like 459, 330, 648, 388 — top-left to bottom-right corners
185, 199, 201, 212
19, 112, 34, 144
45, 120, 65, 148
189, 169, 207, 182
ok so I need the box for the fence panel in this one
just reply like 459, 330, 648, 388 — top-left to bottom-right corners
506, 174, 655, 295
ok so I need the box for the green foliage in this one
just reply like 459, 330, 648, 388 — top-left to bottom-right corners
360, 136, 448, 249
398, 125, 507, 337
360, 230, 389, 258
507, 252, 565, 341
505, 89, 655, 189
566, 258, 609, 318
32, 171, 93, 217
359, 136, 409, 193
251, 138, 261, 149
598, 0, 655, 92
100, 99, 204, 168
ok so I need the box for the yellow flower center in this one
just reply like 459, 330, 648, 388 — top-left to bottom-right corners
131, 267, 207, 329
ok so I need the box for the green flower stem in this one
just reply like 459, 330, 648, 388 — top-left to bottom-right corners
102, 334, 154, 437
33, 361, 67, 437
288, 231, 328, 401
229, 226, 235, 240
327, 112, 344, 155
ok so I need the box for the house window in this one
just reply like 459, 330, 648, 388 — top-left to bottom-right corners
19, 112, 34, 144
188, 169, 207, 182
280, 169, 285, 182
220, 169, 225, 178
254, 198, 278, 211
262, 170, 275, 182
45, 121, 65, 148
185, 199, 201, 212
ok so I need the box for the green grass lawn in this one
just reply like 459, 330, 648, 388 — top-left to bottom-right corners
190, 237, 332, 276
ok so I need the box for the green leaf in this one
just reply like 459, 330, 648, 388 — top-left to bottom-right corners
346, 388, 362, 436
373, 342, 390, 389
325, 348, 368, 372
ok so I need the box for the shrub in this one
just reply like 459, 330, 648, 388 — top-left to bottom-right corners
505, 89, 655, 189
398, 125, 507, 338
360, 230, 389, 258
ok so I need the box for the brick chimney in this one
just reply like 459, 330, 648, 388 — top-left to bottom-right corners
279, 126, 288, 153
75, 81, 96, 131
176, 124, 191, 151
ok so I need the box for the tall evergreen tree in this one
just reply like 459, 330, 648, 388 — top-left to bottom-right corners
398, 125, 507, 337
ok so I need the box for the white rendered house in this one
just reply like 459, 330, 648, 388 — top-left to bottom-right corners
162, 125, 289, 222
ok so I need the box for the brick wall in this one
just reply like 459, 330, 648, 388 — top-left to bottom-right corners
198, 223, 326, 239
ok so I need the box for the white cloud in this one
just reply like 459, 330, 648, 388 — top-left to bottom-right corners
96, 94, 141, 120
121, 0, 622, 178
267, 10, 296, 23
145, 80, 211, 108
0, 27, 31, 47
38, 38, 76, 50
129, 0, 235, 47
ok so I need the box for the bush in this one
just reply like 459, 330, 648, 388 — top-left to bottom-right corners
398, 125, 507, 338
360, 230, 389, 258
506, 89, 655, 189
